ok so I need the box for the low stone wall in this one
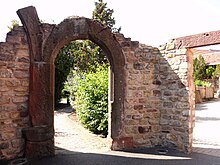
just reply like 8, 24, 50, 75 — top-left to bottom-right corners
0, 26, 30, 159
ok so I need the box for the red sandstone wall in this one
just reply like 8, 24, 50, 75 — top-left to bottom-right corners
0, 26, 30, 159
0, 25, 194, 160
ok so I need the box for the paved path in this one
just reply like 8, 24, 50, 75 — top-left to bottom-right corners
193, 99, 220, 157
54, 106, 109, 154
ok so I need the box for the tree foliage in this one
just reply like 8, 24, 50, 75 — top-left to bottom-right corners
193, 55, 207, 80
55, 47, 74, 104
55, 0, 120, 105
55, 0, 120, 135
93, 0, 121, 33
205, 66, 215, 79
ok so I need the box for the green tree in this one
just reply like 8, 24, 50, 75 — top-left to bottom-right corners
55, 46, 74, 104
193, 55, 206, 80
55, 0, 121, 136
93, 0, 121, 33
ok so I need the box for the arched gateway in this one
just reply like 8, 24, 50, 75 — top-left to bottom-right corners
17, 6, 126, 157
2, 5, 210, 160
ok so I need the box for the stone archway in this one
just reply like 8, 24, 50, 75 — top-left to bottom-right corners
17, 6, 125, 158
10, 4, 220, 160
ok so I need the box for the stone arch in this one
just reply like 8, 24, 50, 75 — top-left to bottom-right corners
43, 17, 126, 139
17, 6, 126, 158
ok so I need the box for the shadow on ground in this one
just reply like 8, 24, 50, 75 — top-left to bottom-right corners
54, 103, 75, 114
195, 98, 220, 111
3, 146, 219, 165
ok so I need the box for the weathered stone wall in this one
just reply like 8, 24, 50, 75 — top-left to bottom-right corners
0, 7, 195, 160
0, 26, 30, 159
158, 40, 195, 153
115, 36, 194, 153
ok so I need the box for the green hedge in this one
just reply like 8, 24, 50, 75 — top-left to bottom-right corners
66, 65, 108, 136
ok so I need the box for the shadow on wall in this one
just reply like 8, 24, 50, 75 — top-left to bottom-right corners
121, 38, 193, 153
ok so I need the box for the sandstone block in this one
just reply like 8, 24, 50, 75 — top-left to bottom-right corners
138, 126, 150, 134
25, 139, 54, 158
133, 62, 145, 70
13, 71, 29, 78
163, 102, 173, 108
21, 80, 29, 87
132, 114, 143, 120
10, 111, 20, 119
0, 142, 9, 149
149, 119, 159, 125
160, 119, 169, 125
11, 139, 24, 148
125, 126, 138, 134
0, 112, 10, 120
112, 137, 133, 150
0, 87, 10, 92
2, 132, 15, 140
0, 54, 15, 61
151, 125, 161, 132
14, 87, 28, 92
23, 126, 54, 142
125, 119, 139, 125
0, 61, 7, 67
166, 134, 178, 141
134, 104, 143, 110
12, 96, 28, 103
17, 57, 30, 63
0, 97, 10, 105
5, 79, 20, 87
0, 69, 12, 78
153, 90, 161, 97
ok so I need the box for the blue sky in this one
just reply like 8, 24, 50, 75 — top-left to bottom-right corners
1, 0, 220, 47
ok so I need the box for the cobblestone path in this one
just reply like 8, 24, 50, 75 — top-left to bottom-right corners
54, 106, 109, 154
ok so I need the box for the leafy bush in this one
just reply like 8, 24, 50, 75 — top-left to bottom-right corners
194, 79, 212, 87
67, 65, 108, 136
206, 66, 215, 79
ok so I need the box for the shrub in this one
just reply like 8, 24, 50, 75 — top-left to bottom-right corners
67, 65, 108, 136
206, 66, 215, 79
194, 79, 211, 87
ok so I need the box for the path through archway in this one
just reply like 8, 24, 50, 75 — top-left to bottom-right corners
17, 6, 125, 158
